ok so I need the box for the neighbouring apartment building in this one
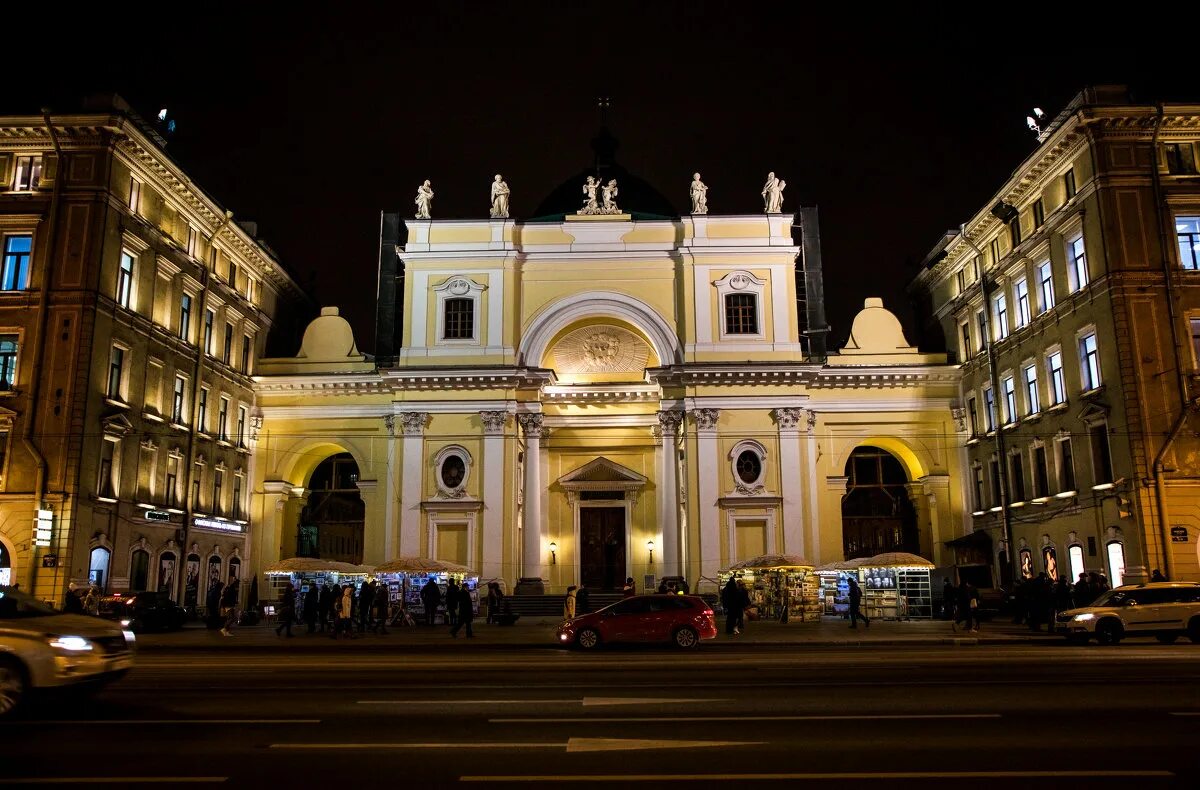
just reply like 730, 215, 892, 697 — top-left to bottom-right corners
911, 85, 1200, 587
0, 95, 307, 606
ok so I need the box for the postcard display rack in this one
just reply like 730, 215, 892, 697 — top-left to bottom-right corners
857, 566, 932, 620
728, 568, 821, 623
394, 572, 479, 621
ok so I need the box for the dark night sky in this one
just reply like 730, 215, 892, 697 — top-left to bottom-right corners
10, 4, 1193, 354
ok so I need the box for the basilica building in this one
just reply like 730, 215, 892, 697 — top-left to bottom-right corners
249, 178, 968, 594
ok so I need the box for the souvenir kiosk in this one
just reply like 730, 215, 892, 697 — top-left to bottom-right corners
720, 554, 820, 623
815, 558, 865, 618
262, 558, 372, 618
373, 557, 479, 623
857, 552, 935, 620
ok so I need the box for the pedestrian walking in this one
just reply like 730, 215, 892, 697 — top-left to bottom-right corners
83, 586, 99, 616
420, 578, 442, 626
219, 581, 239, 636
275, 582, 296, 637
847, 577, 870, 629
576, 584, 590, 615
450, 585, 474, 638
445, 579, 460, 627
372, 584, 390, 634
304, 583, 319, 634
334, 584, 355, 639
563, 585, 577, 620
357, 581, 374, 633
941, 578, 956, 620
206, 580, 224, 630
486, 582, 500, 624
720, 577, 743, 635
318, 583, 333, 633
952, 580, 978, 633
622, 577, 636, 597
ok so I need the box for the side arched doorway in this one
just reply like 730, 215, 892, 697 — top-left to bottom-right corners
841, 447, 918, 560
298, 453, 365, 564
0, 539, 12, 586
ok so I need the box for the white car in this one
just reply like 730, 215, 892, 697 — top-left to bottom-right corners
1056, 582, 1200, 645
0, 586, 136, 716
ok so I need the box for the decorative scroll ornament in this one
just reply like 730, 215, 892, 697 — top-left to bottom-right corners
518, 412, 547, 438
692, 408, 720, 431
657, 410, 685, 435
770, 407, 803, 430
400, 412, 428, 436
480, 411, 509, 435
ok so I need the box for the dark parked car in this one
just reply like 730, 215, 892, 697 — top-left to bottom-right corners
98, 591, 185, 633
557, 594, 717, 649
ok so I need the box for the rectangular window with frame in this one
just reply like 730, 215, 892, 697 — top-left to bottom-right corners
228, 261, 238, 291
107, 346, 125, 401
186, 226, 199, 258
237, 406, 248, 446
989, 459, 1002, 506
1002, 375, 1017, 425
1023, 363, 1040, 415
1037, 261, 1055, 312
970, 256, 980, 282
117, 251, 136, 309
0, 335, 17, 391
1079, 332, 1101, 390
1164, 143, 1199, 175
1064, 168, 1076, 199
232, 477, 243, 520
1090, 423, 1113, 486
1068, 235, 1088, 292
956, 268, 966, 295
213, 470, 223, 515
2, 235, 32, 291
1032, 445, 1049, 498
967, 395, 979, 435
223, 322, 233, 364
198, 388, 209, 432
989, 238, 1001, 267
245, 277, 255, 304
129, 177, 141, 213
959, 322, 971, 361
241, 335, 251, 374
218, 397, 230, 441
1032, 199, 1045, 229
1009, 219, 1021, 248
724, 293, 759, 335
166, 456, 179, 507
983, 385, 996, 432
1058, 438, 1076, 492
204, 309, 215, 355
98, 440, 118, 499
993, 293, 1009, 340
1048, 351, 1066, 406
193, 469, 202, 510
442, 297, 474, 340
1009, 453, 1026, 502
12, 156, 42, 191
179, 294, 192, 341
1177, 217, 1200, 271
975, 310, 987, 353
1014, 277, 1031, 328
1191, 318, 1200, 368
172, 375, 186, 424
972, 466, 985, 511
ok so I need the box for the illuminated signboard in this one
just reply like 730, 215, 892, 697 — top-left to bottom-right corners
32, 509, 53, 547
192, 517, 244, 533
145, 510, 172, 522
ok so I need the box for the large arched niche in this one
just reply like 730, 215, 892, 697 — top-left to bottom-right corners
833, 436, 929, 483
275, 439, 370, 490
518, 291, 682, 369
542, 317, 660, 383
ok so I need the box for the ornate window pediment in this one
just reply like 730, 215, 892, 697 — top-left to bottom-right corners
712, 270, 767, 341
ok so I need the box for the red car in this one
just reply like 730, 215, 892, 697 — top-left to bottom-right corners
557, 594, 717, 649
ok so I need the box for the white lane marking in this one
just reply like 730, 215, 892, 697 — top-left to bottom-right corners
0, 779, 226, 785
269, 742, 561, 750
583, 697, 731, 707
356, 697, 730, 707
491, 713, 1003, 724
1169, 711, 1200, 716
566, 737, 761, 753
0, 719, 318, 726
459, 770, 1175, 783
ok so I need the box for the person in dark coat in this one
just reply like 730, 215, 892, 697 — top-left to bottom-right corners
445, 580, 460, 627
622, 577, 636, 597
206, 580, 224, 629
1151, 569, 1167, 582
420, 579, 442, 626
952, 580, 978, 633
372, 584, 390, 634
303, 583, 319, 634
576, 584, 591, 615
450, 586, 474, 638
220, 581, 239, 636
941, 578, 956, 620
317, 583, 333, 633
63, 584, 84, 614
1073, 573, 1094, 609
357, 581, 374, 633
847, 578, 870, 629
275, 582, 296, 637
721, 577, 743, 635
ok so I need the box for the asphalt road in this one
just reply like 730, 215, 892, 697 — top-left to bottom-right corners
4, 642, 1199, 788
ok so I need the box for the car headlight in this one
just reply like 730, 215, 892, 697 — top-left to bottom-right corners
1072, 613, 1096, 622
122, 630, 136, 643
48, 635, 94, 652
119, 619, 132, 627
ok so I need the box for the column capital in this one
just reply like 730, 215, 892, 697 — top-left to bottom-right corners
480, 410, 510, 435
657, 409, 685, 435
400, 412, 428, 436
691, 408, 720, 431
770, 407, 804, 430
384, 414, 397, 437
518, 412, 548, 438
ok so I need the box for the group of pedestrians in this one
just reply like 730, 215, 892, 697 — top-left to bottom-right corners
268, 579, 392, 639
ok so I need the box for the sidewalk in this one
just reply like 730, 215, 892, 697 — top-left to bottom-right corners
134, 616, 1058, 651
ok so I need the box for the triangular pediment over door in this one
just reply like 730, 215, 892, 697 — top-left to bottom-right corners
557, 457, 648, 501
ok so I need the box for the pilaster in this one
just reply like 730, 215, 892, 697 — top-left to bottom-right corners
692, 408, 720, 584
399, 412, 428, 556
771, 407, 805, 559
480, 410, 509, 582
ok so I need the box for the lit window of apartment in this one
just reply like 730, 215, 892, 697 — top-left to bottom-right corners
1047, 351, 1066, 406
1079, 331, 1101, 391
1001, 375, 1017, 425
1063, 168, 1076, 200
975, 310, 987, 353
1057, 437, 1076, 493
1032, 199, 1045, 230
1090, 422, 1113, 486
983, 385, 996, 432
2, 235, 32, 291
1023, 363, 1040, 415
0, 335, 18, 390
198, 387, 209, 432
993, 293, 1009, 340
218, 396, 230, 441
186, 226, 199, 258
172, 375, 187, 424
1037, 260, 1055, 312
1032, 445, 1049, 499
959, 322, 971, 361
204, 309, 215, 355
1177, 217, 1200, 271
107, 346, 126, 401
223, 322, 234, 365
1191, 318, 1200, 368
179, 294, 192, 341
1013, 277, 1031, 328
117, 252, 136, 309
1067, 235, 1089, 293
12, 155, 42, 191
1009, 453, 1026, 502
129, 177, 142, 213
244, 277, 255, 304
237, 406, 248, 447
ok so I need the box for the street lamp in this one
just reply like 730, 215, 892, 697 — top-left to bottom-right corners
549, 542, 557, 565
647, 540, 654, 565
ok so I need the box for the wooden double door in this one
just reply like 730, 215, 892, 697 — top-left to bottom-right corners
579, 506, 626, 590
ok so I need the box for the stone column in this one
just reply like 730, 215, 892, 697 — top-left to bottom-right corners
518, 413, 547, 583
355, 479, 383, 566
383, 415, 399, 560
480, 411, 509, 582
800, 409, 822, 565
656, 410, 685, 577
692, 408, 721, 586
917, 475, 952, 565
256, 480, 294, 572
399, 412, 428, 556
771, 407, 805, 559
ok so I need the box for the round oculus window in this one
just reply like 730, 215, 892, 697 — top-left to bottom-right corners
735, 450, 762, 485
440, 455, 466, 489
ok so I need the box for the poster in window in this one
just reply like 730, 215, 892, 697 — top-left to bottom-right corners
184, 556, 200, 609
1020, 549, 1033, 579
158, 554, 176, 595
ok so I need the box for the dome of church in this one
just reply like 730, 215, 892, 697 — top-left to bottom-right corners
298, 306, 362, 361
840, 298, 916, 355
530, 126, 678, 220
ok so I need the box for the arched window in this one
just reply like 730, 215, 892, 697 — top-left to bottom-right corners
130, 549, 150, 591
1042, 545, 1058, 581
157, 551, 177, 598
433, 446, 472, 498
1067, 544, 1085, 583
1106, 541, 1125, 587
89, 546, 111, 592
0, 540, 12, 586
184, 553, 201, 611
206, 555, 223, 597
840, 447, 917, 559
302, 453, 365, 563
1019, 548, 1033, 579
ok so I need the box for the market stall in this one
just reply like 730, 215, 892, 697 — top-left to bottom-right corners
720, 554, 819, 623
815, 558, 865, 618
373, 556, 479, 623
262, 558, 372, 618
858, 552, 935, 620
